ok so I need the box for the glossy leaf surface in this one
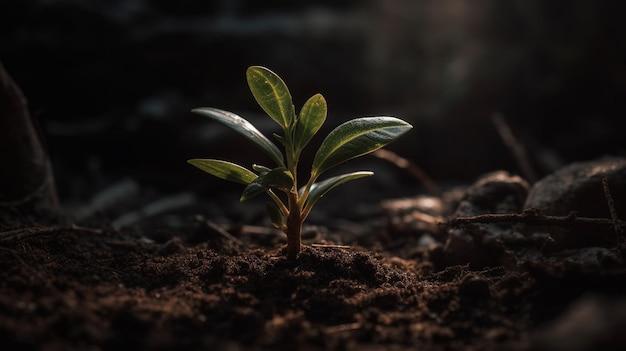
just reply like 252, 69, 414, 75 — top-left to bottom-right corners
240, 167, 294, 201
255, 167, 294, 190
246, 66, 294, 130
192, 107, 284, 166
240, 182, 268, 202
312, 117, 412, 177
252, 164, 272, 173
294, 94, 326, 153
187, 159, 256, 185
304, 171, 373, 210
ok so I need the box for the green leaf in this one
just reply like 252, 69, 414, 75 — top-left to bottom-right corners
252, 164, 272, 173
294, 93, 327, 153
311, 117, 412, 177
241, 182, 268, 201
187, 159, 256, 185
192, 107, 284, 167
240, 167, 294, 201
304, 171, 373, 210
266, 201, 285, 229
273, 133, 288, 147
255, 167, 294, 191
246, 66, 294, 130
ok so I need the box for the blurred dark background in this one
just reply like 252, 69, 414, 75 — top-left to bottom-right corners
2, 0, 625, 220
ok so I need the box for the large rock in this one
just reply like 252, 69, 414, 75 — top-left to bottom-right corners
525, 157, 626, 220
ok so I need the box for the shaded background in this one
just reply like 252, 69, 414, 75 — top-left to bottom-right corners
2, 0, 625, 222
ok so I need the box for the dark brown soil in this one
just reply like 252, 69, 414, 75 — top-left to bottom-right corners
0, 224, 523, 351
3, 200, 624, 351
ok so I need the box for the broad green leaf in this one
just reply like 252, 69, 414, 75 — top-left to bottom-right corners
240, 167, 294, 201
266, 201, 285, 229
187, 159, 256, 185
304, 171, 373, 210
192, 107, 284, 167
311, 117, 412, 177
294, 93, 327, 153
246, 66, 294, 130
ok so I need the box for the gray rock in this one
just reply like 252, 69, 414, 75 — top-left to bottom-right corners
525, 156, 626, 219
456, 171, 530, 216
444, 171, 530, 267
525, 246, 623, 278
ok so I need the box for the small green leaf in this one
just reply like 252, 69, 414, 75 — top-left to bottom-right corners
241, 182, 268, 201
311, 117, 412, 177
253, 167, 293, 191
266, 201, 285, 229
246, 66, 294, 130
187, 159, 256, 185
273, 133, 288, 147
294, 93, 327, 153
252, 164, 272, 173
192, 107, 284, 166
240, 167, 294, 201
255, 167, 294, 191
304, 171, 373, 211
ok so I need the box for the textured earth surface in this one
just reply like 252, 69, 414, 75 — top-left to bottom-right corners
2, 157, 625, 350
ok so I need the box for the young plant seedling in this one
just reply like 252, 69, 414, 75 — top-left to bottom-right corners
188, 66, 412, 259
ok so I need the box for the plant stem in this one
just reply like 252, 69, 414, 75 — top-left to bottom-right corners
285, 189, 302, 260
297, 175, 317, 209
282, 128, 304, 259
267, 190, 289, 216
286, 210, 302, 260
